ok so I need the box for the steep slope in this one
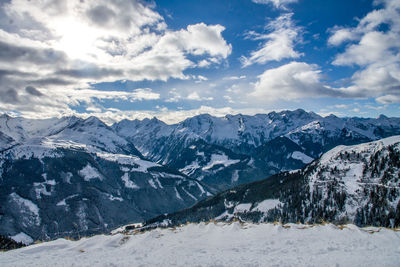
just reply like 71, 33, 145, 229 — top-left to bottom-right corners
0, 144, 212, 241
0, 115, 142, 156
145, 136, 400, 228
112, 117, 174, 159
0, 115, 213, 242
114, 110, 400, 191
113, 118, 263, 190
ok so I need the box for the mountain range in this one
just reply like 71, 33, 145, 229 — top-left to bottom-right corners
145, 136, 400, 228
114, 109, 400, 190
0, 114, 212, 241
1, 109, 400, 241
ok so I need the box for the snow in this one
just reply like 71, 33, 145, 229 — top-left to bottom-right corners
104, 193, 124, 202
179, 161, 200, 176
231, 170, 239, 183
10, 232, 34, 245
291, 151, 314, 164
307, 135, 400, 219
33, 182, 52, 199
202, 153, 240, 171
174, 187, 183, 201
182, 187, 197, 201
121, 173, 139, 189
1, 144, 63, 160
253, 199, 282, 212
314, 136, 400, 196
33, 179, 56, 199
9, 193, 41, 226
78, 164, 103, 181
196, 183, 210, 196
96, 152, 158, 173
1, 222, 399, 266
148, 178, 158, 189
234, 203, 252, 213
56, 195, 78, 207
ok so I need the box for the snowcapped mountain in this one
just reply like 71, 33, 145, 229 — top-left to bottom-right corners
145, 136, 400, 228
2, 111, 400, 242
0, 115, 142, 156
0, 115, 212, 242
113, 109, 400, 190
0, 146, 212, 241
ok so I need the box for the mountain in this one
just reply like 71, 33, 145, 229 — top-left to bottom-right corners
0, 115, 142, 156
113, 109, 400, 190
3, 111, 400, 242
145, 136, 400, 228
0, 115, 212, 242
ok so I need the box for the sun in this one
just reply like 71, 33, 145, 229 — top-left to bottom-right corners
52, 18, 100, 61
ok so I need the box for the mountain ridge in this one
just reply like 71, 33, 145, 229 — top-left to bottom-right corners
144, 136, 400, 228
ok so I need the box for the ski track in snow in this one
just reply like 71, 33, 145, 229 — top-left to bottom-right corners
1, 222, 399, 267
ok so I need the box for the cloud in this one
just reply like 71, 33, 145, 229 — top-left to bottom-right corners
0, 0, 231, 116
0, 88, 19, 103
251, 62, 345, 101
65, 88, 160, 104
25, 86, 43, 96
241, 13, 302, 67
327, 28, 357, 46
252, 0, 298, 10
223, 75, 247, 80
187, 92, 213, 101
376, 94, 400, 104
328, 0, 400, 102
333, 104, 350, 109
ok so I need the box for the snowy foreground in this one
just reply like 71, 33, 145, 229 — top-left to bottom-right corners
1, 222, 400, 267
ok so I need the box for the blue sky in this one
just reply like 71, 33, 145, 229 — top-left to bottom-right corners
0, 0, 399, 123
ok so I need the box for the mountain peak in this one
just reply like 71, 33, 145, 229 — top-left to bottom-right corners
82, 116, 107, 127
0, 113, 11, 119
378, 114, 388, 120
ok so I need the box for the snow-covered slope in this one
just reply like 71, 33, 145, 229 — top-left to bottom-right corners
115, 110, 400, 157
0, 145, 212, 242
146, 136, 400, 228
0, 114, 213, 242
113, 109, 400, 190
1, 222, 399, 266
0, 115, 142, 156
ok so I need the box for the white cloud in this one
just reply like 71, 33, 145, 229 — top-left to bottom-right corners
376, 94, 400, 104
252, 0, 298, 10
329, 0, 400, 102
241, 13, 302, 67
251, 62, 344, 101
333, 104, 350, 109
165, 88, 182, 103
0, 0, 231, 116
176, 23, 232, 58
328, 28, 357, 46
223, 75, 247, 80
187, 92, 213, 101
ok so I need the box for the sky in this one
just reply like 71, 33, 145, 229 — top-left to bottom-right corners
0, 0, 399, 124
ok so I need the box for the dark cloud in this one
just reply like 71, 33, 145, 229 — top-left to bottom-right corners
25, 86, 43, 96
29, 77, 73, 86
43, 0, 68, 16
0, 41, 67, 65
0, 88, 19, 103
56, 67, 123, 79
87, 5, 116, 27
0, 69, 30, 78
